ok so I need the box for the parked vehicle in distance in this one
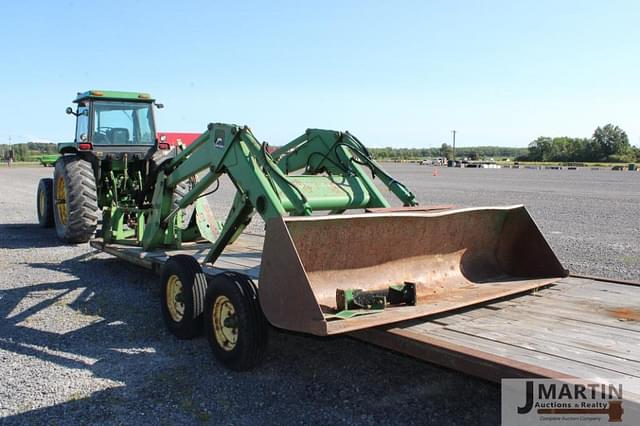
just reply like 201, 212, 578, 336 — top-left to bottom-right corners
37, 154, 60, 167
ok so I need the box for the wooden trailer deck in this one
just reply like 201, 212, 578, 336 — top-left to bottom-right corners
90, 234, 640, 394
90, 234, 265, 278
353, 277, 640, 383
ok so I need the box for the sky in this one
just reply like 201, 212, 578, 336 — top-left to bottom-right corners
0, 0, 638, 148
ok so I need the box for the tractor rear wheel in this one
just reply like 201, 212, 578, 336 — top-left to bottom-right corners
53, 156, 99, 243
204, 272, 269, 371
36, 178, 54, 228
161, 255, 208, 339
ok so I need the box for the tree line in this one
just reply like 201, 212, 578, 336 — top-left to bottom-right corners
3, 124, 639, 163
519, 124, 638, 163
370, 124, 638, 163
0, 142, 58, 161
0, 142, 532, 162
370, 146, 527, 161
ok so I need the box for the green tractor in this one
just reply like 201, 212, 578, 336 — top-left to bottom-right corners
35, 90, 568, 371
36, 90, 177, 243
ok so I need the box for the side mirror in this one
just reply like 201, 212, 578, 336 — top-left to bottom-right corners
65, 107, 74, 115
155, 102, 164, 109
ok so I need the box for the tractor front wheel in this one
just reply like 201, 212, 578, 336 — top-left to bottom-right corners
204, 272, 269, 371
52, 156, 99, 243
36, 178, 54, 228
160, 255, 208, 339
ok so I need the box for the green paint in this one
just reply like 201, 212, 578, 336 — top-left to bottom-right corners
323, 309, 384, 320
74, 90, 154, 103
58, 91, 418, 271
139, 123, 418, 267
38, 154, 60, 166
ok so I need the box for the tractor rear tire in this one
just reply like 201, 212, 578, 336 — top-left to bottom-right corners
204, 272, 269, 371
53, 156, 99, 243
161, 255, 208, 339
36, 178, 54, 228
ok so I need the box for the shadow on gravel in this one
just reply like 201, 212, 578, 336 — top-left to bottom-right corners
0, 223, 61, 249
0, 250, 499, 425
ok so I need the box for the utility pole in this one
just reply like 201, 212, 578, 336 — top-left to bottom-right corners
7, 136, 12, 167
451, 130, 457, 163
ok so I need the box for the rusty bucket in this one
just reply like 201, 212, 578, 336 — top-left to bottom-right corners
259, 205, 567, 336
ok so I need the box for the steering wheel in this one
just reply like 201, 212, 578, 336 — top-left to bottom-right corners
94, 127, 113, 144
96, 126, 112, 136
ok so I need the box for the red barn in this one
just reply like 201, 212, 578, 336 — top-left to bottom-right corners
157, 132, 278, 154
157, 132, 201, 147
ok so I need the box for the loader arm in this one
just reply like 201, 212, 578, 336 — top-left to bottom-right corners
272, 129, 418, 207
143, 124, 303, 251
142, 124, 419, 259
139, 122, 566, 337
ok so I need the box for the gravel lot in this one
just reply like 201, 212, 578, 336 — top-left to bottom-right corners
0, 164, 638, 425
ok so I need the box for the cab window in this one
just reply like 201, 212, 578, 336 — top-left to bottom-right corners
75, 104, 89, 142
93, 101, 155, 145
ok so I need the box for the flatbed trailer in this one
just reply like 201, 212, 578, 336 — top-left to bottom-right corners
90, 233, 640, 397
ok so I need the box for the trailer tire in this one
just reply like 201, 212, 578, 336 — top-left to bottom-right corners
161, 255, 207, 339
52, 156, 99, 243
37, 178, 54, 228
204, 272, 269, 371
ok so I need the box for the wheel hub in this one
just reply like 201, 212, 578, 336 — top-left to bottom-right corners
166, 275, 185, 322
38, 188, 45, 217
213, 295, 238, 351
55, 176, 67, 224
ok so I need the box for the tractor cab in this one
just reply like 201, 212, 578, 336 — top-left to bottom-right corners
62, 90, 163, 157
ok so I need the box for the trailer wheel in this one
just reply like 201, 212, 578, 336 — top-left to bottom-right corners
53, 156, 99, 243
36, 178, 54, 228
161, 255, 207, 339
204, 272, 269, 371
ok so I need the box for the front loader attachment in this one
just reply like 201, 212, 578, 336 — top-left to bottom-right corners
259, 205, 567, 336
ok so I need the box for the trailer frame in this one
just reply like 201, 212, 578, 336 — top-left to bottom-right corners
90, 233, 640, 395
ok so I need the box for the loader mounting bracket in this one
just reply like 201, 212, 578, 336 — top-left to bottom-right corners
335, 282, 417, 312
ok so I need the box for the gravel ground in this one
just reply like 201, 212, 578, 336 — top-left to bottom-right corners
0, 164, 637, 425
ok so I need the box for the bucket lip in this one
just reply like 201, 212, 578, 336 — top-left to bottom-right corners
278, 205, 527, 223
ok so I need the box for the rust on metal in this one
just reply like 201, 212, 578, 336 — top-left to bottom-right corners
608, 307, 640, 322
259, 205, 567, 336
364, 205, 456, 213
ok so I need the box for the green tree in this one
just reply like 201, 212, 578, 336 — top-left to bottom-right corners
15, 144, 29, 161
592, 124, 630, 161
527, 137, 552, 161
439, 143, 453, 160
